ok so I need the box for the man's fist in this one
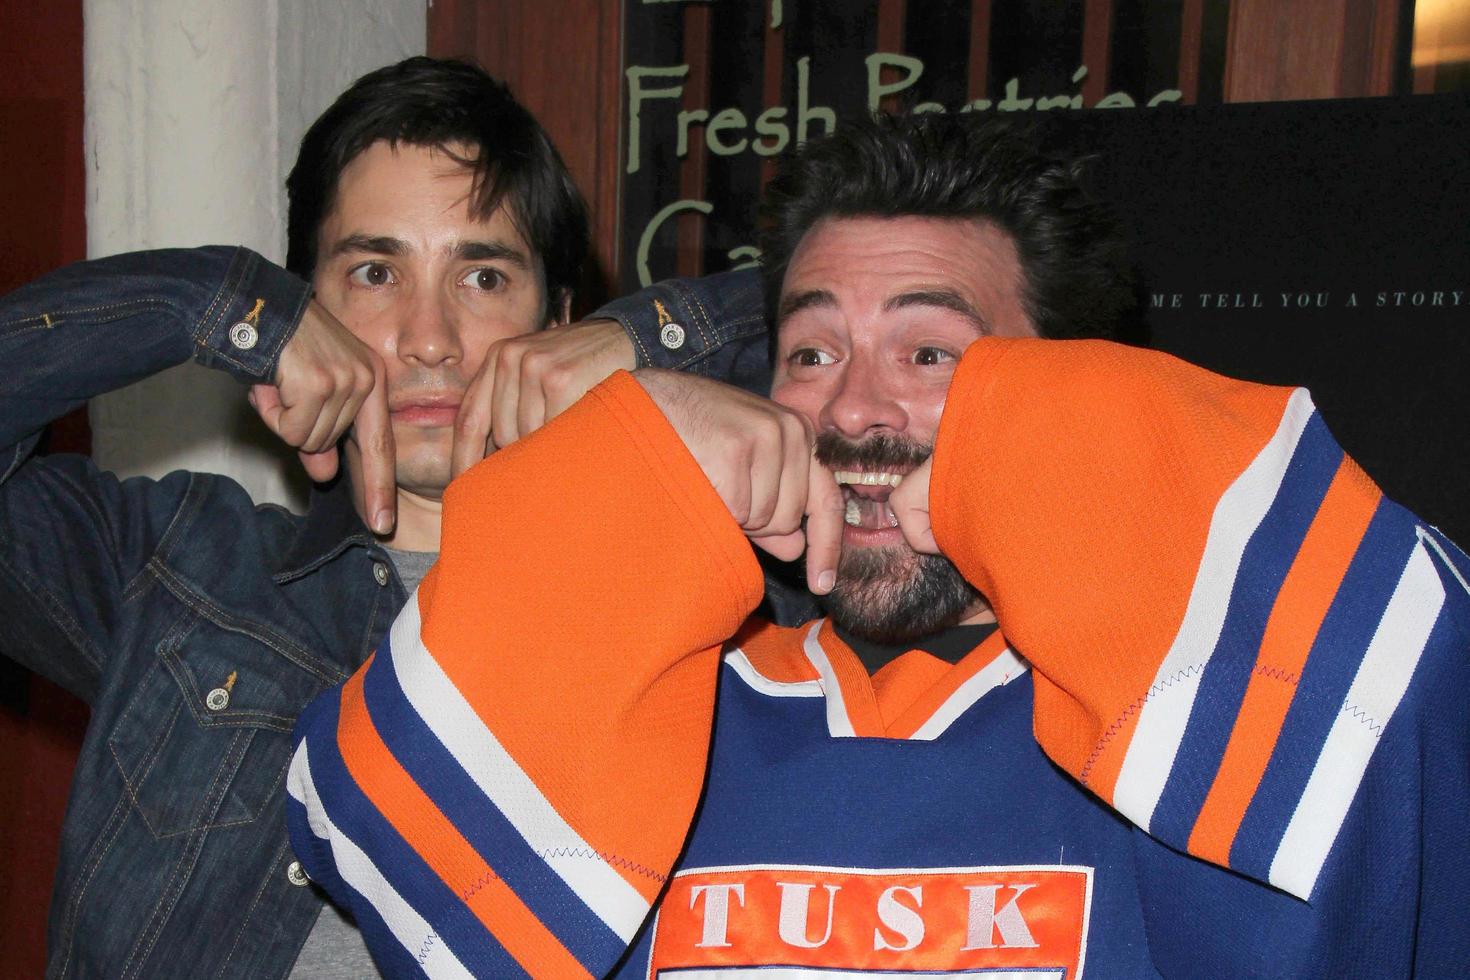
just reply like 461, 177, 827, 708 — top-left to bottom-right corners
888, 456, 937, 555
248, 299, 395, 533
633, 370, 843, 595
450, 318, 636, 479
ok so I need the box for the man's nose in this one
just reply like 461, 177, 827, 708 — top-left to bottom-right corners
819, 355, 908, 439
396, 292, 462, 368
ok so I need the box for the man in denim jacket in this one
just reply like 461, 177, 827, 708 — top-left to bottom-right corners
0, 58, 765, 978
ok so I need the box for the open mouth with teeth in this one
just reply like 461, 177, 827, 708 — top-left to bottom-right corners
833, 469, 907, 531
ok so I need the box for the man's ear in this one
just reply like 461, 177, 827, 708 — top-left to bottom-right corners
555, 289, 573, 326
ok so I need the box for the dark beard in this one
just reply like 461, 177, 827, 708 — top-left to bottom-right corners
820, 545, 982, 646
811, 431, 983, 645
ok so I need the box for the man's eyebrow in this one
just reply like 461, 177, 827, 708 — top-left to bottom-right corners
885, 289, 991, 333
778, 288, 837, 322
325, 236, 530, 269
330, 234, 408, 257
453, 239, 529, 268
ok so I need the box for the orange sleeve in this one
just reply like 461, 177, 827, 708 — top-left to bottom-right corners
422, 369, 765, 896
929, 338, 1293, 789
927, 337, 1463, 913
286, 369, 765, 976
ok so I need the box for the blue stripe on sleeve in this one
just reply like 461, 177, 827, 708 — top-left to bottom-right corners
288, 691, 349, 900
361, 630, 627, 975
284, 784, 427, 980
1229, 497, 1419, 879
304, 664, 530, 979
1149, 413, 1341, 846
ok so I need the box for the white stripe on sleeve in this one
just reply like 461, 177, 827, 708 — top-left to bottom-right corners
1269, 541, 1443, 899
288, 742, 476, 980
1113, 388, 1317, 828
390, 591, 650, 943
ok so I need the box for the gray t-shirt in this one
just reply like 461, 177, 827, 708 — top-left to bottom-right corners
287, 547, 437, 979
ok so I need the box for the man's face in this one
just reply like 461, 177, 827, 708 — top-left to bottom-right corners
312, 140, 556, 501
771, 215, 1038, 643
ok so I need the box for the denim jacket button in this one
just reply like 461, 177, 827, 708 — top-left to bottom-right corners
228, 321, 259, 350
205, 687, 230, 711
659, 322, 686, 350
372, 562, 389, 587
286, 860, 310, 887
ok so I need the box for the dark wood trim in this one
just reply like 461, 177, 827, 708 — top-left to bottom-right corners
428, 0, 626, 299
595, 0, 625, 282
967, 0, 992, 101
876, 0, 907, 112
1177, 0, 1205, 103
1364, 0, 1403, 95
0, 2, 89, 971
426, 0, 477, 60
760, 7, 785, 188
1081, 0, 1114, 105
1224, 0, 1409, 102
676, 2, 711, 278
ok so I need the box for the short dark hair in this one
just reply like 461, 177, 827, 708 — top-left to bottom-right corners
759, 113, 1134, 341
286, 57, 589, 311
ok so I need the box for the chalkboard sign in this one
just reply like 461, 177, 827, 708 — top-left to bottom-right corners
621, 0, 1233, 292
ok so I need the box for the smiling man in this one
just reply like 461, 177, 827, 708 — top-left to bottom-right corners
774, 214, 1036, 646
290, 113, 1468, 978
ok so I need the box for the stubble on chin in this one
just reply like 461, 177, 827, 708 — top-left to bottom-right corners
389, 426, 455, 500
819, 545, 981, 646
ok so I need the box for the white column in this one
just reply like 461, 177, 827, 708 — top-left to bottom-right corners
84, 0, 426, 510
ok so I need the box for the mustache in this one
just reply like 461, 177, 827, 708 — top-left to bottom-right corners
387, 367, 468, 403
814, 431, 931, 471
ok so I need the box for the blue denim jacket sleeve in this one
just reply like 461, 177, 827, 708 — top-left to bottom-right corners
591, 267, 774, 395
0, 246, 312, 701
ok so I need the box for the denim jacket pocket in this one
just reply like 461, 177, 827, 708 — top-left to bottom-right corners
108, 608, 329, 839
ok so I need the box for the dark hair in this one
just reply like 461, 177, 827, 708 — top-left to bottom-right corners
759, 113, 1134, 341
286, 57, 589, 310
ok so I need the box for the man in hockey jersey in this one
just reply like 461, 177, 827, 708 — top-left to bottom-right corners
288, 114, 1470, 977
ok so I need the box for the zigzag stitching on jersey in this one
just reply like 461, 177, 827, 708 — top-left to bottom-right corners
1340, 702, 1386, 738
1253, 663, 1299, 686
1079, 662, 1206, 786
460, 867, 504, 903
1079, 658, 1321, 787
416, 931, 439, 966
539, 847, 668, 884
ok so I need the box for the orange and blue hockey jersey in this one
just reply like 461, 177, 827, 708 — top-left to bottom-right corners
287, 338, 1470, 977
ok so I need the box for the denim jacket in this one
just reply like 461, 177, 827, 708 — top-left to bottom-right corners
0, 248, 767, 979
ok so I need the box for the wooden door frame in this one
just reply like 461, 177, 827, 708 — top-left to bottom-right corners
430, 0, 625, 306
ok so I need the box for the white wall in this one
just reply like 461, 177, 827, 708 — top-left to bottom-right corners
84, 0, 426, 510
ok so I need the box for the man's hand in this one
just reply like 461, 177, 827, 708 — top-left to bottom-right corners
450, 319, 636, 479
888, 456, 938, 555
634, 370, 844, 595
247, 299, 395, 533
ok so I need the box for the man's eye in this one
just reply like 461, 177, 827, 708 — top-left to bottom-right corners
348, 262, 395, 287
913, 347, 957, 366
459, 268, 505, 291
789, 348, 835, 367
